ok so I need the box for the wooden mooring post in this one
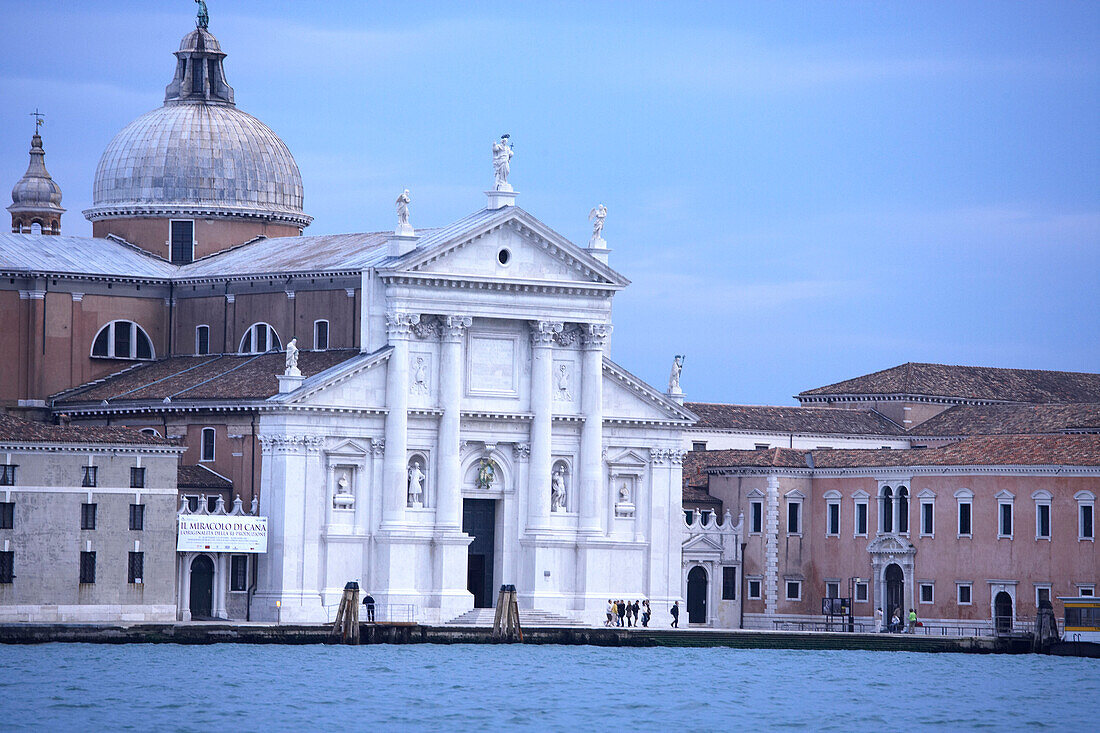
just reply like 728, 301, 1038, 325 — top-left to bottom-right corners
329, 581, 361, 645
492, 584, 523, 642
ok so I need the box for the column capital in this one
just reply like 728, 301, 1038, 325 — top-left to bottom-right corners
580, 323, 613, 349
529, 320, 563, 347
385, 311, 420, 339
441, 315, 473, 341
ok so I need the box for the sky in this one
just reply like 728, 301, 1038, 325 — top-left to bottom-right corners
1, 1, 1097, 405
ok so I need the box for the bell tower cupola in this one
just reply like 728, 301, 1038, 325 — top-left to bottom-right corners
8, 112, 65, 235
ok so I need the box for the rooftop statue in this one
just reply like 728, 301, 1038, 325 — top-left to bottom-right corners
195, 0, 209, 30
588, 203, 607, 246
285, 338, 301, 377
668, 354, 684, 394
395, 189, 413, 235
492, 135, 514, 191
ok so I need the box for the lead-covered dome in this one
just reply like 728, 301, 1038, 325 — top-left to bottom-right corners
83, 21, 311, 228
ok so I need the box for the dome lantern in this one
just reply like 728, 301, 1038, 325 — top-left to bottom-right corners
9, 114, 65, 235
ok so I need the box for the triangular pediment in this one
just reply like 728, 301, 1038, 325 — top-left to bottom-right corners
605, 448, 649, 468
392, 207, 629, 288
682, 534, 724, 553
271, 347, 391, 407
603, 358, 696, 424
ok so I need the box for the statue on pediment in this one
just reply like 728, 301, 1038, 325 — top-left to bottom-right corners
492, 135, 514, 191
668, 354, 684, 394
588, 204, 607, 246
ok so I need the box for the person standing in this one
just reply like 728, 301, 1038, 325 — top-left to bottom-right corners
875, 607, 883, 632
642, 600, 651, 627
617, 600, 627, 627
671, 601, 680, 628
890, 609, 901, 633
363, 592, 376, 623
908, 608, 917, 634
632, 600, 641, 626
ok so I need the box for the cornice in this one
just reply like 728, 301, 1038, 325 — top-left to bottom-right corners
0, 441, 185, 455
705, 464, 1100, 478
379, 271, 621, 297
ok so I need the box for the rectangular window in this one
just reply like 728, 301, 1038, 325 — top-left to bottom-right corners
170, 220, 194, 265
748, 579, 762, 600
129, 504, 145, 531
750, 501, 762, 534
130, 467, 146, 489
999, 503, 1013, 538
957, 583, 972, 605
825, 581, 840, 599
921, 502, 934, 536
1037, 503, 1051, 540
79, 551, 96, 584
855, 582, 868, 602
196, 325, 210, 355
691, 441, 707, 452
855, 501, 868, 537
1081, 504, 1094, 540
0, 551, 12, 583
1035, 585, 1051, 607
826, 503, 840, 536
722, 566, 737, 601
201, 427, 215, 462
0, 464, 15, 486
314, 320, 329, 350
787, 502, 801, 535
1078, 585, 1095, 597
920, 583, 934, 604
128, 551, 144, 584
0, 502, 13, 529
80, 503, 97, 530
785, 580, 802, 601
754, 443, 770, 450
81, 466, 98, 488
231, 555, 248, 592
958, 502, 972, 537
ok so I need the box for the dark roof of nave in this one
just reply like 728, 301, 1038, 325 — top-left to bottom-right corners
0, 232, 177, 280
177, 464, 233, 491
686, 435, 1100, 476
686, 402, 904, 435
798, 362, 1100, 403
52, 349, 359, 405
909, 403, 1100, 437
0, 413, 171, 445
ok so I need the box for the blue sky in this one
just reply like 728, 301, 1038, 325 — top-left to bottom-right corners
2, 1, 1097, 404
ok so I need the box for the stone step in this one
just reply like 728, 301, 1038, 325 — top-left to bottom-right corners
445, 607, 588, 627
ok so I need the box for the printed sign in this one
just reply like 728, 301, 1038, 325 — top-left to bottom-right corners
177, 515, 268, 553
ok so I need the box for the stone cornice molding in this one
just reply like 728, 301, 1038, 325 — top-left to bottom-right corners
82, 203, 313, 228
705, 464, 1100, 478
650, 448, 687, 466
258, 434, 326, 454
529, 320, 563, 347
798, 393, 1017, 407
385, 311, 420, 339
0, 441, 184, 455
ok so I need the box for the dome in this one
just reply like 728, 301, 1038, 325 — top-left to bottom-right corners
86, 104, 310, 226
10, 134, 63, 211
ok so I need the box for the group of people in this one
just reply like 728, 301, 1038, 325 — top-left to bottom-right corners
605, 599, 653, 627
876, 606, 918, 633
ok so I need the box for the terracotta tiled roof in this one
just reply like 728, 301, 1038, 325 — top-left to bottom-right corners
798, 362, 1100, 403
687, 447, 811, 476
686, 402, 903, 435
53, 349, 359, 405
683, 485, 723, 512
910, 403, 1100, 437
0, 413, 170, 445
177, 464, 233, 490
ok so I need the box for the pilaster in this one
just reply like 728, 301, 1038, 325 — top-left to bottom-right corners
764, 474, 780, 619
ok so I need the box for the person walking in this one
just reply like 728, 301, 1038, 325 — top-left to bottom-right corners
617, 599, 627, 627
605, 600, 614, 627
671, 601, 680, 628
908, 608, 917, 634
632, 600, 641, 626
363, 592, 376, 623
625, 600, 633, 627
875, 607, 883, 632
642, 600, 651, 627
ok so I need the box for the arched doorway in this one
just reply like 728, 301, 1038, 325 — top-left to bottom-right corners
885, 564, 904, 630
994, 591, 1013, 634
189, 555, 215, 619
687, 566, 708, 624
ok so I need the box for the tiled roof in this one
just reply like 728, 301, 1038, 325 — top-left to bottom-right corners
53, 349, 359, 405
798, 362, 1100, 403
686, 402, 903, 435
177, 465, 233, 491
687, 447, 811, 478
683, 485, 723, 511
910, 403, 1100, 437
178, 231, 399, 278
0, 233, 176, 280
0, 413, 169, 445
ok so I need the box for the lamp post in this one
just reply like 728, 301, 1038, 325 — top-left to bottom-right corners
848, 577, 863, 632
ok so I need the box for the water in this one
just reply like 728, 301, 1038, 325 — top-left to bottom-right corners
1, 643, 1097, 731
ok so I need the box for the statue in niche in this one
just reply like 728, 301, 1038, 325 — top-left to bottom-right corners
395, 189, 412, 234
588, 203, 607, 246
333, 474, 354, 510
556, 363, 571, 400
492, 135, 514, 190
407, 460, 425, 507
285, 338, 301, 377
551, 465, 567, 512
477, 458, 496, 491
619, 481, 631, 503
412, 356, 429, 394
668, 354, 684, 394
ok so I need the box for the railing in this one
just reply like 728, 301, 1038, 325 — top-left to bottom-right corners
371, 603, 416, 624
772, 616, 1034, 637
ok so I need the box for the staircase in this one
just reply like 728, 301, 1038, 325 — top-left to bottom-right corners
445, 607, 589, 627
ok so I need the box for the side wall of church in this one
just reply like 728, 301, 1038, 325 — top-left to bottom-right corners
93, 218, 301, 260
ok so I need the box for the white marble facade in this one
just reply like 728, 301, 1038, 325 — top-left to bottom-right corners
251, 198, 692, 624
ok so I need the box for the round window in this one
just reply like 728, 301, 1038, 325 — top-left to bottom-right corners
497, 248, 511, 266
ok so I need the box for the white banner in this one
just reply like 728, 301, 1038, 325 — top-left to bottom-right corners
177, 515, 268, 553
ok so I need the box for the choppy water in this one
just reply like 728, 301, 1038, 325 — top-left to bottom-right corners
1, 643, 1097, 731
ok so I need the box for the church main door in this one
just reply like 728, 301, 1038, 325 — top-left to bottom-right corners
463, 499, 496, 608
190, 555, 214, 619
885, 563, 904, 627
687, 566, 708, 624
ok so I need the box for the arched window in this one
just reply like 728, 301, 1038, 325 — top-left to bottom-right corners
91, 320, 155, 360
30, 221, 42, 235
195, 325, 210, 355
139, 428, 161, 438
239, 323, 281, 354
313, 319, 329, 350
897, 487, 909, 534
201, 427, 216, 462
880, 486, 894, 533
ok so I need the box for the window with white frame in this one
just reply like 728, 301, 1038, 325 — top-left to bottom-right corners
955, 489, 973, 537
1076, 491, 1095, 541
825, 581, 840, 599
239, 322, 281, 354
919, 489, 935, 537
195, 325, 210, 355
785, 580, 802, 601
747, 577, 762, 600
880, 485, 894, 533
1077, 584, 1095, 597
853, 491, 869, 537
91, 320, 155, 360
997, 490, 1014, 539
1035, 584, 1052, 608
824, 491, 841, 537
1032, 490, 1052, 540
786, 491, 803, 536
692, 441, 707, 452
749, 496, 763, 534
855, 581, 869, 603
957, 582, 973, 605
314, 319, 329, 350
896, 486, 910, 534
919, 582, 934, 604
200, 427, 215, 462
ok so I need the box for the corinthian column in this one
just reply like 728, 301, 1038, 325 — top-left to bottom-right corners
436, 315, 471, 530
579, 323, 611, 533
527, 320, 562, 531
382, 311, 418, 527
